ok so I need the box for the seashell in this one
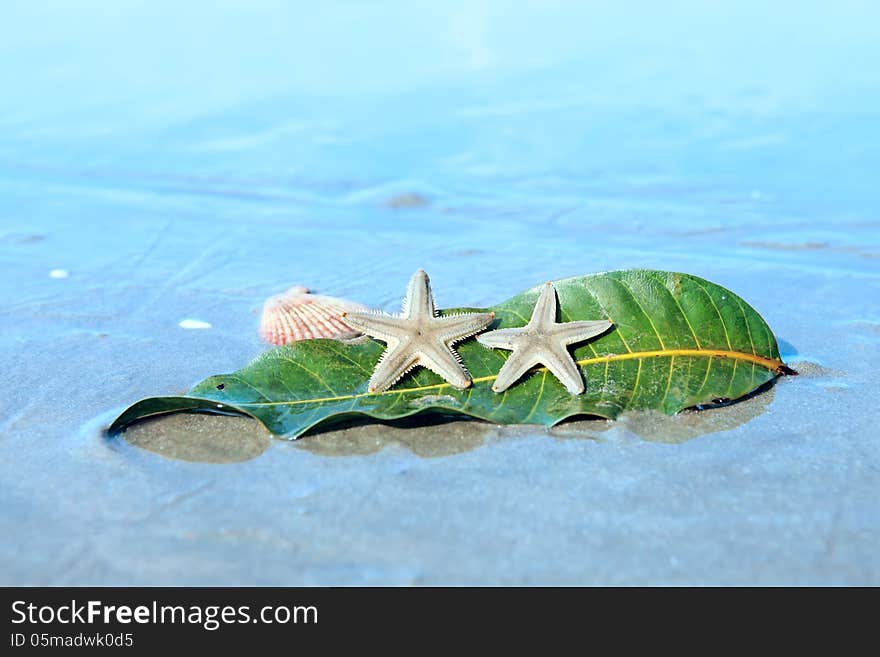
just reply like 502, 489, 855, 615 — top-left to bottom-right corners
259, 286, 368, 346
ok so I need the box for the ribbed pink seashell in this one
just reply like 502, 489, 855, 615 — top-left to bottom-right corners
259, 286, 367, 346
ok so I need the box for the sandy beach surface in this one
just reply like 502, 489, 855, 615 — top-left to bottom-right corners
1, 2, 878, 585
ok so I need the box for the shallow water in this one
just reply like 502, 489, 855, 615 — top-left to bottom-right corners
1, 1, 879, 584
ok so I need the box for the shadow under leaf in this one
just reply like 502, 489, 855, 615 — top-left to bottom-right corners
118, 376, 779, 462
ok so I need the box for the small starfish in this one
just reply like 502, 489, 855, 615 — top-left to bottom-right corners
477, 282, 612, 394
342, 270, 495, 393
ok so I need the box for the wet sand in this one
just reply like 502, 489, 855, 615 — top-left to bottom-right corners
1, 2, 878, 584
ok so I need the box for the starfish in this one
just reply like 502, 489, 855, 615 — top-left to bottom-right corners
342, 270, 495, 393
477, 282, 612, 394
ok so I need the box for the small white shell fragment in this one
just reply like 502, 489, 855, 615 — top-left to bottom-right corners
49, 269, 69, 279
179, 319, 212, 330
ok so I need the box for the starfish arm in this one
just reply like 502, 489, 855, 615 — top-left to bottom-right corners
417, 342, 472, 389
476, 327, 524, 351
368, 344, 418, 393
540, 344, 585, 395
342, 311, 409, 345
402, 269, 436, 319
432, 311, 495, 344
550, 319, 613, 346
529, 282, 559, 326
491, 348, 541, 393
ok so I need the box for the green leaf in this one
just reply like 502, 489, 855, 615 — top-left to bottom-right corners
109, 270, 794, 439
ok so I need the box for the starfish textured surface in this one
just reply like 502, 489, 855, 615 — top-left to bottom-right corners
342, 270, 495, 393
477, 282, 612, 394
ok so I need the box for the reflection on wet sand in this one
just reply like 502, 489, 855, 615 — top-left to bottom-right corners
293, 414, 496, 458
123, 413, 272, 463
552, 383, 775, 445
121, 412, 499, 461
121, 378, 781, 461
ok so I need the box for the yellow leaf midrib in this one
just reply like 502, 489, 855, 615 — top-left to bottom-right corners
236, 348, 784, 408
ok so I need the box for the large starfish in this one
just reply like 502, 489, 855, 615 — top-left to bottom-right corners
477, 282, 612, 394
342, 270, 495, 393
